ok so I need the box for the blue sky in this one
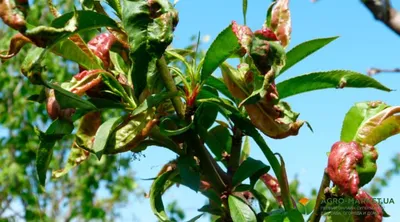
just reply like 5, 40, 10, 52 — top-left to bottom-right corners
121, 0, 400, 221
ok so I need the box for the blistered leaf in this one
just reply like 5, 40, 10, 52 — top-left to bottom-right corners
122, 0, 178, 96
278, 36, 339, 76
327, 141, 363, 196
250, 28, 284, 74
228, 195, 257, 222
353, 190, 383, 222
276, 70, 391, 99
270, 0, 291, 47
87, 33, 117, 69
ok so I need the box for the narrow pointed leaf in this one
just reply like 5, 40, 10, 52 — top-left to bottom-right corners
228, 195, 257, 222
278, 36, 339, 76
276, 70, 391, 99
201, 24, 242, 81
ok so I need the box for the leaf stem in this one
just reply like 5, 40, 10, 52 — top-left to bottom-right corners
309, 169, 330, 222
228, 126, 242, 176
157, 56, 185, 119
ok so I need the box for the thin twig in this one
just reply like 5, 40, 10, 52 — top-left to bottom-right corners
309, 170, 331, 222
361, 0, 400, 36
367, 67, 400, 76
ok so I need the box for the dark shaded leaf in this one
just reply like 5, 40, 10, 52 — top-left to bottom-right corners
205, 125, 232, 160
92, 117, 122, 159
150, 170, 178, 221
232, 157, 270, 186
177, 156, 201, 192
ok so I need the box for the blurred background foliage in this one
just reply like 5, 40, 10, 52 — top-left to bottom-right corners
0, 1, 140, 221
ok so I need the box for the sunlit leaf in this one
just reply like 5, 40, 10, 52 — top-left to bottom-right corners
278, 36, 339, 76
228, 195, 257, 222
276, 70, 391, 99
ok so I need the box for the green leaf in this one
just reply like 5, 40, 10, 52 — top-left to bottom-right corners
46, 82, 97, 110
265, 2, 276, 28
201, 24, 240, 81
51, 10, 118, 30
251, 189, 269, 212
150, 170, 178, 222
205, 125, 232, 160
131, 92, 177, 117
105, 0, 122, 18
159, 118, 193, 136
205, 76, 235, 101
36, 119, 74, 186
278, 36, 338, 76
36, 138, 56, 187
341, 102, 400, 146
177, 156, 201, 192
194, 103, 218, 131
122, 0, 178, 97
228, 195, 257, 222
101, 72, 131, 102
187, 214, 204, 222
276, 70, 391, 99
51, 38, 102, 70
242, 0, 248, 25
340, 102, 389, 142
240, 136, 250, 163
232, 157, 270, 186
92, 117, 122, 159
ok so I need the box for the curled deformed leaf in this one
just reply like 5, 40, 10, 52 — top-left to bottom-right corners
46, 89, 76, 120
250, 29, 285, 75
52, 112, 101, 178
260, 173, 283, 205
355, 105, 400, 146
270, 0, 291, 48
0, 0, 27, 31
221, 63, 303, 139
87, 33, 117, 69
0, 33, 32, 60
107, 112, 156, 153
